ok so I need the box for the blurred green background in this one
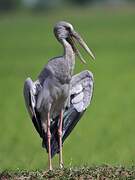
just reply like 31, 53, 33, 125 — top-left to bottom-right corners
0, 0, 135, 170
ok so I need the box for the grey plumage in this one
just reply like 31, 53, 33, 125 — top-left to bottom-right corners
24, 70, 94, 157
37, 57, 73, 121
23, 21, 95, 170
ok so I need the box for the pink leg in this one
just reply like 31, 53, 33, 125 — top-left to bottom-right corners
58, 110, 64, 168
47, 112, 52, 170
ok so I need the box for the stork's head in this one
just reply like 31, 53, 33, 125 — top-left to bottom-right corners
54, 21, 95, 63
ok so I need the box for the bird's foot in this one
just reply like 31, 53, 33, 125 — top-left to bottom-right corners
49, 164, 53, 171
59, 162, 64, 169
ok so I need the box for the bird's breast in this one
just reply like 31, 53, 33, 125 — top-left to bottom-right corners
50, 82, 70, 101
49, 83, 70, 118
47, 58, 73, 84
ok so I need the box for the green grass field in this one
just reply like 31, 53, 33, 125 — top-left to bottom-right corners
0, 7, 135, 170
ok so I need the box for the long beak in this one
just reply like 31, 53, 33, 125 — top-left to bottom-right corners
68, 37, 87, 64
71, 30, 95, 63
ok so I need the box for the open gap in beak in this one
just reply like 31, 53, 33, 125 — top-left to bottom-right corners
71, 31, 95, 61
68, 36, 87, 64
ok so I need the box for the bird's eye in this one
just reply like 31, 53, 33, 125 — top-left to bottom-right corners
65, 26, 71, 32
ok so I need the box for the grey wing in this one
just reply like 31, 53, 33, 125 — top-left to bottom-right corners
61, 70, 94, 142
23, 78, 42, 137
71, 70, 94, 112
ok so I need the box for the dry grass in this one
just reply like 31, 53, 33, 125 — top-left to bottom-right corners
1, 165, 135, 179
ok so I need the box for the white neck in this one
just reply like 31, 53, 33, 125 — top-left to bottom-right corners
61, 39, 75, 75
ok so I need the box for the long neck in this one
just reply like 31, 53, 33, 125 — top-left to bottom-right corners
61, 39, 75, 75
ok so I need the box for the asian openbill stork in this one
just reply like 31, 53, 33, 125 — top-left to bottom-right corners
23, 21, 95, 170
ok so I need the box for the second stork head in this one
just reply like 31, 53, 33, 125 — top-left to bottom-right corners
54, 21, 95, 63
